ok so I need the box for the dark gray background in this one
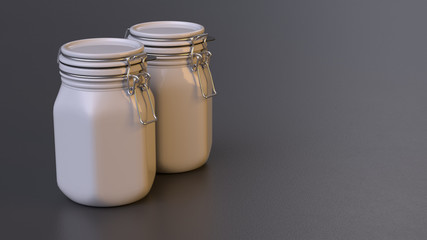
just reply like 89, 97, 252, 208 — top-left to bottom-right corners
2, 0, 427, 239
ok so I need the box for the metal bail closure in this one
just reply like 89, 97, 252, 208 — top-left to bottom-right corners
135, 74, 157, 125
125, 56, 157, 125
190, 34, 217, 99
124, 28, 130, 38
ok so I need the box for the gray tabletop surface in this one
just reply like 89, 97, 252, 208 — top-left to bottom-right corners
2, 0, 427, 239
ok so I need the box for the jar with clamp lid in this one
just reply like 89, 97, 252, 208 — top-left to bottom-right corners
126, 21, 217, 173
54, 38, 157, 207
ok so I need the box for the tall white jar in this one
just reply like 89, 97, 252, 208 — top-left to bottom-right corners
54, 38, 157, 207
126, 21, 217, 173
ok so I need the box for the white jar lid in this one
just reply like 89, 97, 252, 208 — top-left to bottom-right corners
130, 21, 204, 39
58, 38, 146, 76
129, 21, 206, 47
61, 38, 144, 60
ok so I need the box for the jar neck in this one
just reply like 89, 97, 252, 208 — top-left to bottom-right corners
60, 73, 128, 90
59, 67, 150, 91
59, 61, 150, 90
146, 56, 191, 67
146, 49, 212, 68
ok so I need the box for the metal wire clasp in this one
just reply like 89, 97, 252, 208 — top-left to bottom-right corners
124, 28, 130, 38
190, 34, 217, 99
125, 55, 157, 125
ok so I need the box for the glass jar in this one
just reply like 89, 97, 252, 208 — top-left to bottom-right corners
126, 21, 217, 173
54, 38, 157, 207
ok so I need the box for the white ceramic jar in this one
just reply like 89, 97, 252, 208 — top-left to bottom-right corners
54, 38, 157, 207
126, 21, 217, 173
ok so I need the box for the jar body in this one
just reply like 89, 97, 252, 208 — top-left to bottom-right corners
53, 78, 156, 207
148, 60, 212, 173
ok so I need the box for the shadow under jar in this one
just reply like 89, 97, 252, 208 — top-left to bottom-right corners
126, 21, 217, 173
54, 38, 157, 207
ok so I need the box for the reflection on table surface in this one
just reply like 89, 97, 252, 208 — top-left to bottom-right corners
56, 165, 216, 240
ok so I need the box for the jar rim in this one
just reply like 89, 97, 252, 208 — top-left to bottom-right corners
58, 61, 144, 79
143, 42, 206, 56
58, 38, 149, 77
128, 21, 208, 48
60, 38, 144, 60
129, 21, 205, 40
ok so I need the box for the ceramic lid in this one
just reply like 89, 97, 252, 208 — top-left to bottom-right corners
61, 38, 144, 59
128, 21, 206, 47
59, 38, 146, 76
59, 38, 145, 69
129, 21, 204, 39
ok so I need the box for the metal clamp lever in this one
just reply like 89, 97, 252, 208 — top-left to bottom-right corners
190, 35, 217, 99
135, 74, 157, 125
125, 56, 157, 125
200, 51, 217, 98
124, 28, 130, 38
191, 51, 217, 99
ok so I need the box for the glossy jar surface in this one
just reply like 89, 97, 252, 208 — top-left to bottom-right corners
127, 21, 216, 173
54, 38, 156, 206
147, 58, 212, 173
